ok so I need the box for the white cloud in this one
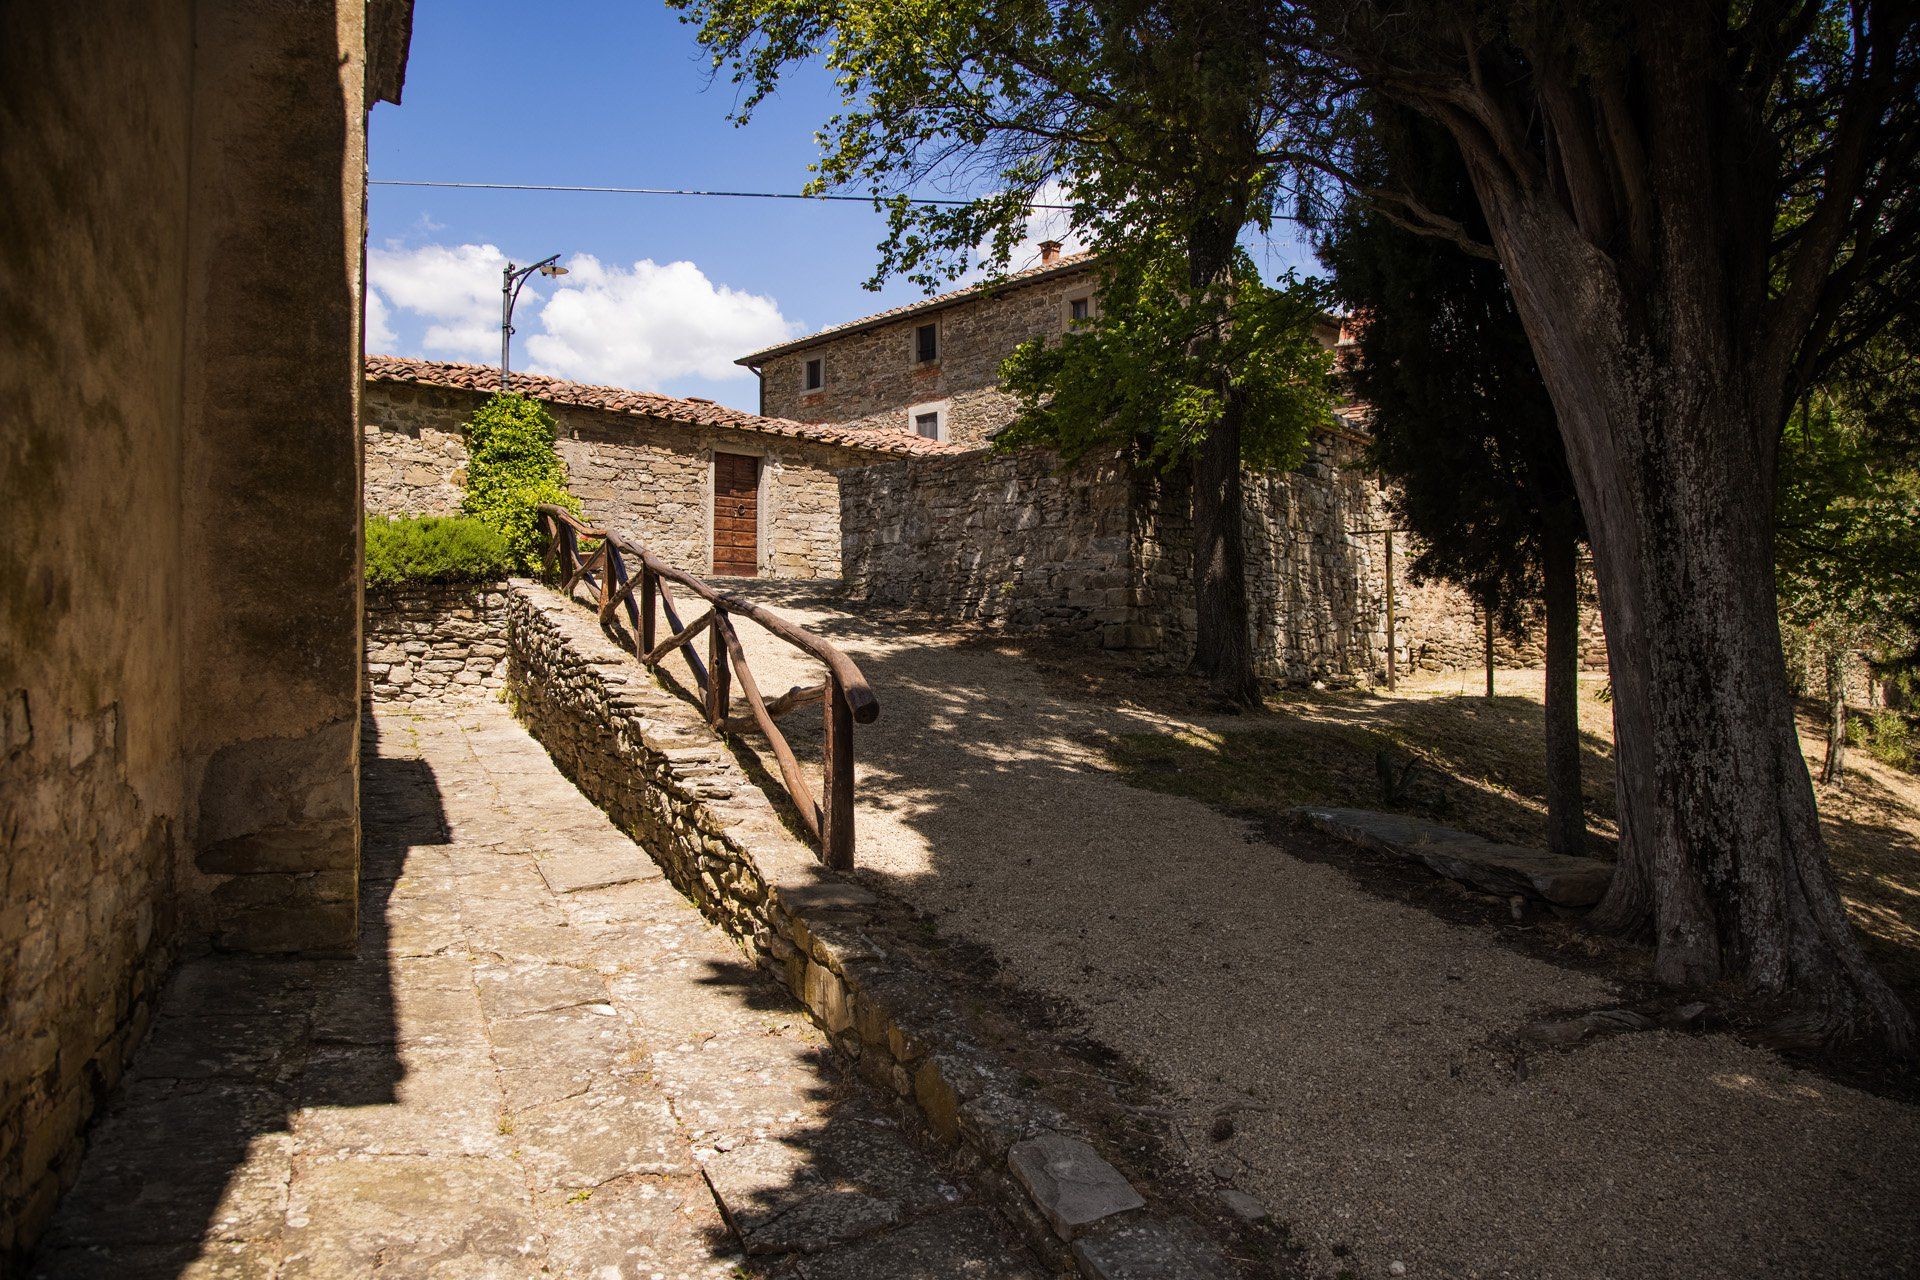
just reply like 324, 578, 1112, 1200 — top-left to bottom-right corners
367, 241, 509, 360
1010, 179, 1089, 266
364, 243, 794, 391
363, 286, 397, 350
525, 255, 794, 387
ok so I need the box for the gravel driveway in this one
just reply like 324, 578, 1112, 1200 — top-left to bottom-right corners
690, 582, 1920, 1280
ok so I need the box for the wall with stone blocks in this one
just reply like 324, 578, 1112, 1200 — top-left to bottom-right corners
365, 583, 511, 704
838, 447, 1139, 644
365, 380, 857, 579
503, 581, 1227, 1274
758, 267, 1101, 448
842, 437, 1607, 686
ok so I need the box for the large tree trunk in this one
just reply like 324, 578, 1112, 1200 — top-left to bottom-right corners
1474, 196, 1913, 1052
1541, 525, 1586, 857
1184, 220, 1259, 705
1189, 393, 1259, 704
1820, 645, 1847, 785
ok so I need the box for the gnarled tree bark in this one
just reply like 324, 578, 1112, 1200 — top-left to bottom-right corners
1541, 524, 1586, 857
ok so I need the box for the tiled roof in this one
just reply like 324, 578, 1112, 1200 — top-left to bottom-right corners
737, 252, 1099, 365
365, 356, 968, 457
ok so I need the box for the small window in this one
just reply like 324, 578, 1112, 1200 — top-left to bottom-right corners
914, 322, 939, 364
907, 400, 948, 441
1064, 291, 1096, 329
803, 356, 824, 391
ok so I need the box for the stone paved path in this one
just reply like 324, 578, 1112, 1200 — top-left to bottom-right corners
31, 699, 1042, 1279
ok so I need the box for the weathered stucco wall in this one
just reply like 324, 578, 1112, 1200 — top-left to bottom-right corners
178, 0, 372, 956
0, 2, 196, 1255
758, 268, 1101, 448
1, 0, 391, 1261
364, 379, 859, 579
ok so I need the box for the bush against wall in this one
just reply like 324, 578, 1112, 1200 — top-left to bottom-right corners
460, 392, 580, 570
365, 515, 508, 589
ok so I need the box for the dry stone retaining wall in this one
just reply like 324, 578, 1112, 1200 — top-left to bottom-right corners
364, 582, 510, 704
842, 437, 1608, 684
503, 580, 1229, 1277
838, 447, 1139, 646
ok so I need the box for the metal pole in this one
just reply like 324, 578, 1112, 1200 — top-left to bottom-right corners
500, 262, 515, 390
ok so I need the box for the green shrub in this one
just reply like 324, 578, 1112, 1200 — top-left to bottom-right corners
365, 515, 508, 589
1864, 710, 1916, 772
459, 392, 581, 571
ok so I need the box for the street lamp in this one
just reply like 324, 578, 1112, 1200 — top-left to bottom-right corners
500, 254, 569, 390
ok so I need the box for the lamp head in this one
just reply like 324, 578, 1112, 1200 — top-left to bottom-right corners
538, 262, 569, 278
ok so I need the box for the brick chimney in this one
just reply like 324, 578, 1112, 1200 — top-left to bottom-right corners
1038, 239, 1063, 264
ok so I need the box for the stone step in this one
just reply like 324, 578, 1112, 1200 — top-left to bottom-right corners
1290, 806, 1613, 907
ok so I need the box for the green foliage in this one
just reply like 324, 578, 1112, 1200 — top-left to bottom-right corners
1316, 104, 1583, 631
459, 393, 580, 572
1862, 711, 1915, 773
997, 241, 1333, 471
1775, 390, 1920, 683
364, 516, 508, 590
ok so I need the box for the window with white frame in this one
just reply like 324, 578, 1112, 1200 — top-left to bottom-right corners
803, 356, 825, 391
907, 400, 948, 440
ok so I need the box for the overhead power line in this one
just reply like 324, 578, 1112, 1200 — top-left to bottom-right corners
369, 179, 1074, 209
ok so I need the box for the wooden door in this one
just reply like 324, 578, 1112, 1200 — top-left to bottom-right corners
712, 452, 760, 577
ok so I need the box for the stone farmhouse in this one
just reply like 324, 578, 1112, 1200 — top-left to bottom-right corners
741, 241, 1351, 448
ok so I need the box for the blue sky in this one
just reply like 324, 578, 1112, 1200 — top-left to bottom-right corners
368, 0, 1319, 411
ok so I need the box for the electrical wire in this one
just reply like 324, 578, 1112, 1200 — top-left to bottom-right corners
369, 179, 1074, 209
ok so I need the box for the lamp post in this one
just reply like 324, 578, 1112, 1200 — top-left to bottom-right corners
500, 253, 569, 390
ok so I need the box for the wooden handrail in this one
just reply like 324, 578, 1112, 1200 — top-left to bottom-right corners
534, 504, 872, 870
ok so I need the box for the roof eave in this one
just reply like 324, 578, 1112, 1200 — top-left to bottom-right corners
738, 256, 1098, 366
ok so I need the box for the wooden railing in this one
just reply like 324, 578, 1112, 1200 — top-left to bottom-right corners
535, 505, 876, 870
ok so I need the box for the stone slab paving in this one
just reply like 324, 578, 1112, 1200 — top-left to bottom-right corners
30, 700, 1044, 1279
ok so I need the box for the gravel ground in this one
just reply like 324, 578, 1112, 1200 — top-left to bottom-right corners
692, 585, 1920, 1280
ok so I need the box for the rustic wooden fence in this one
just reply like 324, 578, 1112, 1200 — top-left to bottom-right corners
535, 504, 876, 870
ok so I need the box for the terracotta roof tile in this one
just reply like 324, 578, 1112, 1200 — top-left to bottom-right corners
365, 355, 968, 457
737, 252, 1099, 364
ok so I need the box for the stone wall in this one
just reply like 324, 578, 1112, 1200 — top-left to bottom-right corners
1395, 569, 1610, 676
841, 437, 1607, 685
758, 266, 1102, 448
1, 0, 399, 1262
838, 448, 1139, 644
365, 582, 510, 704
365, 379, 855, 579
503, 580, 1228, 1273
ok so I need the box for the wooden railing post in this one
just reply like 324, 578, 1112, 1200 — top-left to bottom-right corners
539, 513, 556, 581
640, 565, 657, 655
706, 609, 731, 728
822, 679, 855, 871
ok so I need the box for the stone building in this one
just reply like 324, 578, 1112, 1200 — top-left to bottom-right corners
1, 0, 413, 1262
741, 244, 1354, 450
365, 356, 964, 579
740, 245, 1105, 447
